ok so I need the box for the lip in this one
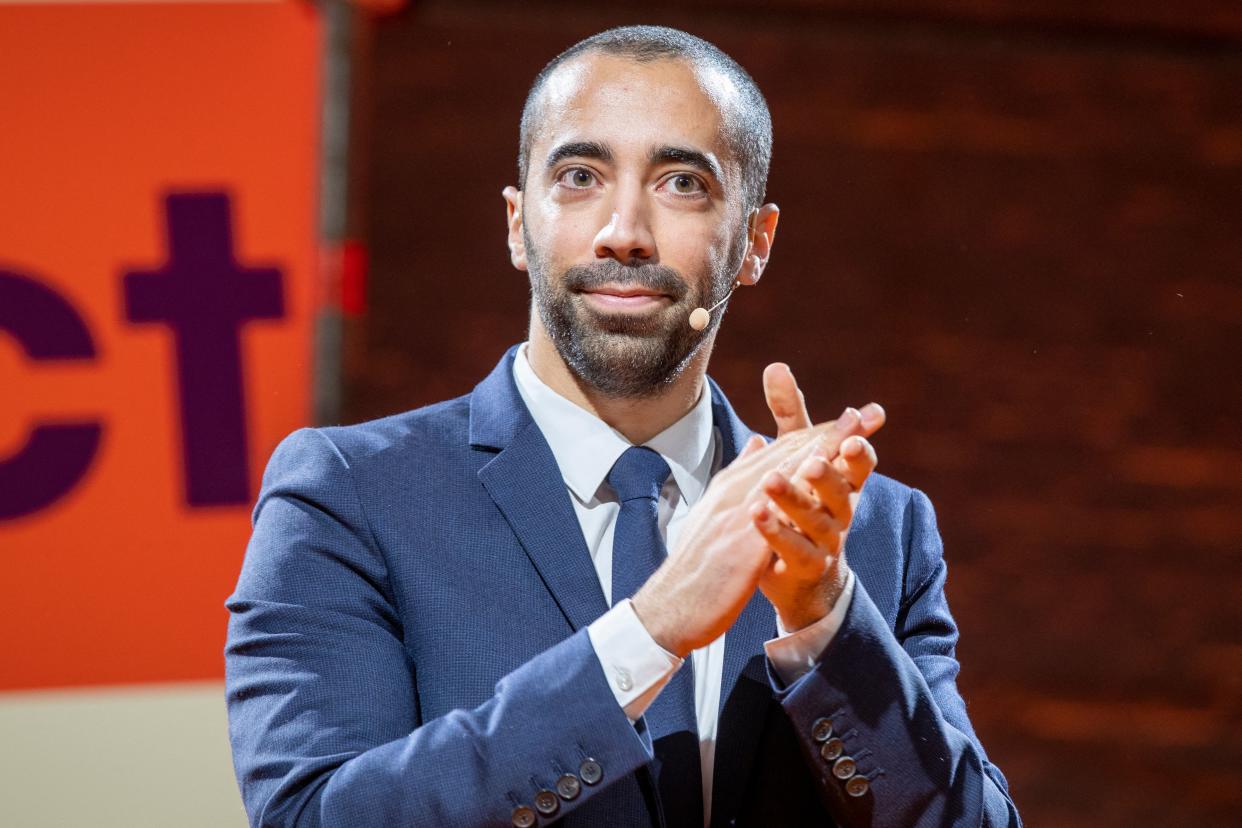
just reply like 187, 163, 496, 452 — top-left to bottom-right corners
578, 286, 670, 311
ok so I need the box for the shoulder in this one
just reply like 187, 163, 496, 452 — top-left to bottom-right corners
855, 471, 940, 536
850, 472, 948, 615
318, 395, 472, 466
261, 394, 473, 489
855, 470, 912, 511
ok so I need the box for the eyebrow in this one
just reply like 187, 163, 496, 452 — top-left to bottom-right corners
544, 141, 613, 171
543, 141, 723, 183
649, 146, 722, 181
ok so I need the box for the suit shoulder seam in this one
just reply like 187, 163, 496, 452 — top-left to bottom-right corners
306, 427, 405, 621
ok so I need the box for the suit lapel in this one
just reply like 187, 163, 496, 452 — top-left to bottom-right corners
478, 420, 610, 632
470, 348, 610, 632
706, 381, 779, 826
470, 351, 781, 821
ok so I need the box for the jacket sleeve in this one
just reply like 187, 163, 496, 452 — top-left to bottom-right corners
771, 487, 1022, 827
224, 428, 653, 827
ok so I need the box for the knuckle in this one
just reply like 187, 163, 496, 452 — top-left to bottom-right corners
813, 513, 836, 535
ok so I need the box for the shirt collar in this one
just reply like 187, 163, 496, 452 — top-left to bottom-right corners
511, 342, 715, 506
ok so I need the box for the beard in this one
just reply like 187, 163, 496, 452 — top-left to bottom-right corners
525, 228, 742, 398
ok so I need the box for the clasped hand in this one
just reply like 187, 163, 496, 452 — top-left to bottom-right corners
632, 364, 885, 658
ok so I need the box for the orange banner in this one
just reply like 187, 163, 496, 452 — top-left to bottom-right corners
0, 2, 322, 691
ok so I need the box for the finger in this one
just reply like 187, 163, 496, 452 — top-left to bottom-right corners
738, 434, 766, 460
738, 436, 820, 508
776, 433, 828, 478
763, 408, 860, 491
750, 499, 829, 576
858, 402, 887, 437
805, 407, 865, 466
711, 404, 885, 515
729, 402, 885, 482
762, 363, 812, 437
830, 434, 879, 492
801, 454, 855, 525
716, 416, 850, 501
725, 422, 830, 484
761, 469, 843, 553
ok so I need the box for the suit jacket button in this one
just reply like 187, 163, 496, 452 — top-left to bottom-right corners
579, 758, 604, 785
845, 775, 870, 797
556, 773, 582, 801
534, 789, 560, 816
511, 805, 536, 827
819, 737, 845, 762
832, 756, 857, 780
811, 717, 833, 742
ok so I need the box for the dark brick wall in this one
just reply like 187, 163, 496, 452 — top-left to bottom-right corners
351, 2, 1242, 823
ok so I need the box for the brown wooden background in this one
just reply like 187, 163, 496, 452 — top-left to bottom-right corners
344, 1, 1242, 824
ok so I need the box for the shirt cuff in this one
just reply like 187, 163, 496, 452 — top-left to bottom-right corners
764, 568, 856, 686
587, 598, 683, 721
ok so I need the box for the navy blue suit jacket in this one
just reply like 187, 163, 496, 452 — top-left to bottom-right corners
225, 347, 1021, 827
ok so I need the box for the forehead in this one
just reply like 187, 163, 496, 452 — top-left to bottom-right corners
532, 52, 739, 168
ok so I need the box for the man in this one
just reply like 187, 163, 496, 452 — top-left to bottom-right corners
226, 25, 1020, 828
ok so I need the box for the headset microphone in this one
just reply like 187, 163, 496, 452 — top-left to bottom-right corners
688, 280, 740, 331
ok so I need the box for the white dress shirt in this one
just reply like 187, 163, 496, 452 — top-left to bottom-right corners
511, 343, 855, 826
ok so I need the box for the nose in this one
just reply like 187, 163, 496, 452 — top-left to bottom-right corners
593, 189, 656, 263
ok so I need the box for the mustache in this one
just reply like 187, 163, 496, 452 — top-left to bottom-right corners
562, 260, 689, 302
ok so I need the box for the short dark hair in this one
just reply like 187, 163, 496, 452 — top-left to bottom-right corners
518, 25, 773, 210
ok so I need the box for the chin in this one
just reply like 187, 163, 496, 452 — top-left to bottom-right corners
576, 303, 682, 338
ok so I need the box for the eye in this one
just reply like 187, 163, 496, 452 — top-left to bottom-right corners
558, 167, 597, 188
666, 173, 706, 196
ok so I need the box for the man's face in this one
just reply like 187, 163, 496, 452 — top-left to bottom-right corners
514, 53, 750, 398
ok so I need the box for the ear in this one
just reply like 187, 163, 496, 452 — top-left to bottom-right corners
736, 203, 780, 287
503, 186, 528, 271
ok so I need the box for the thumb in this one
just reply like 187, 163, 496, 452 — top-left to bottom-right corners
763, 362, 812, 437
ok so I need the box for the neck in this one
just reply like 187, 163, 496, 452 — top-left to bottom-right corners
526, 319, 714, 445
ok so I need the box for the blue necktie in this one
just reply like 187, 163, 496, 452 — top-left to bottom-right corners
608, 446, 704, 827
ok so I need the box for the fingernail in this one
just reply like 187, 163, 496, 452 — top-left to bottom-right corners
842, 436, 863, 457
861, 403, 885, 429
806, 458, 828, 479
837, 408, 860, 430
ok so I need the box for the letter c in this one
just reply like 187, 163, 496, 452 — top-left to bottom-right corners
0, 269, 103, 520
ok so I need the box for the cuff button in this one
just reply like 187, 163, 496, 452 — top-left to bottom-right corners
615, 667, 634, 692
819, 737, 845, 762
845, 775, 870, 797
534, 789, 560, 816
811, 717, 834, 742
511, 805, 536, 828
556, 773, 582, 801
580, 758, 604, 786
832, 756, 857, 780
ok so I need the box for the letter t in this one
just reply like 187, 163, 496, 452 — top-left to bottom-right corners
124, 193, 284, 507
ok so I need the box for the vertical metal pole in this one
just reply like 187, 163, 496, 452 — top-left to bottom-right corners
314, 0, 353, 425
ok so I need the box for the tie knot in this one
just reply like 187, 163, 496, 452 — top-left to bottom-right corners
607, 446, 672, 503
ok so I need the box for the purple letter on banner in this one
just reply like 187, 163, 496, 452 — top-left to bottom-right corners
124, 193, 284, 507
0, 270, 103, 520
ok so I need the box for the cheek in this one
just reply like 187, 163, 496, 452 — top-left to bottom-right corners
530, 200, 605, 264
710, 230, 734, 272
660, 198, 735, 259
679, 223, 737, 278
